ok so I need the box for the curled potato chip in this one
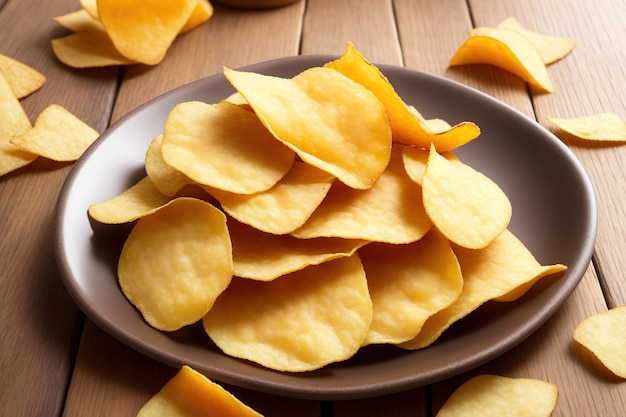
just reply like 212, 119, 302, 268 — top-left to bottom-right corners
292, 145, 432, 243
497, 17, 575, 65
548, 113, 626, 142
0, 53, 46, 99
0, 73, 37, 177
360, 228, 463, 345
401, 145, 459, 186
80, 0, 99, 19
450, 27, 554, 93
137, 365, 262, 417
422, 145, 511, 249
436, 374, 558, 417
162, 101, 295, 194
224, 66, 391, 190
180, 0, 214, 34
51, 31, 136, 68
53, 9, 105, 32
96, 0, 197, 65
119, 197, 232, 331
229, 217, 367, 281
145, 135, 191, 196
325, 42, 480, 152
400, 229, 567, 350
203, 254, 372, 372
573, 305, 626, 378
10, 104, 99, 162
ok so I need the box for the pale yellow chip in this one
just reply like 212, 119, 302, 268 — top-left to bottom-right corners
229, 217, 367, 281
162, 101, 295, 194
359, 228, 463, 345
0, 73, 37, 177
450, 27, 554, 93
10, 104, 99, 161
292, 145, 432, 243
422, 145, 511, 249
80, 0, 99, 19
51, 31, 136, 68
145, 135, 191, 196
401, 145, 459, 186
497, 17, 575, 65
97, 0, 197, 65
208, 161, 334, 235
400, 229, 567, 350
119, 197, 232, 331
573, 305, 626, 378
548, 113, 626, 142
0, 53, 46, 99
179, 0, 214, 34
435, 374, 558, 417
52, 9, 105, 32
223, 65, 391, 190
325, 42, 480, 152
203, 254, 372, 372
88, 176, 173, 224
137, 365, 262, 417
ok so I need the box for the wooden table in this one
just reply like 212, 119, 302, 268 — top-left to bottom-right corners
2, 0, 625, 415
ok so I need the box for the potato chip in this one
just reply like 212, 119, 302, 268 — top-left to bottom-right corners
450, 27, 554, 93
119, 197, 232, 331
573, 305, 626, 378
223, 66, 391, 190
292, 145, 432, 244
0, 53, 46, 99
162, 101, 295, 194
145, 135, 191, 196
80, 0, 99, 19
137, 365, 262, 417
51, 31, 136, 68
548, 113, 626, 142
401, 145, 459, 186
96, 0, 197, 65
88, 177, 174, 224
208, 161, 334, 235
228, 217, 367, 281
10, 104, 99, 161
180, 0, 214, 34
422, 144, 511, 249
203, 254, 372, 372
0, 73, 37, 177
435, 374, 558, 417
359, 228, 463, 345
52, 9, 105, 32
497, 17, 575, 65
400, 229, 567, 350
325, 42, 480, 152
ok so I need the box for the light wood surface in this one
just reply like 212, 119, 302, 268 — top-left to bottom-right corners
1, 0, 625, 416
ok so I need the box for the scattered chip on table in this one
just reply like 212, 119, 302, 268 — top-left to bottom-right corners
0, 53, 46, 99
548, 113, 626, 142
51, 31, 136, 68
53, 9, 105, 32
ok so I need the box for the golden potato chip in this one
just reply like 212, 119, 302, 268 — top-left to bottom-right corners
88, 176, 173, 224
10, 104, 99, 161
292, 145, 432, 244
203, 254, 372, 372
436, 374, 558, 417
179, 0, 214, 34
401, 145, 459, 186
325, 42, 480, 152
450, 27, 554, 93
0, 53, 46, 99
145, 135, 190, 196
51, 31, 136, 68
400, 229, 567, 350
573, 305, 626, 378
422, 145, 511, 249
52, 9, 105, 32
97, 0, 197, 65
0, 73, 37, 177
548, 113, 626, 142
229, 217, 367, 281
162, 101, 295, 194
119, 197, 232, 331
359, 228, 463, 345
497, 17, 575, 65
137, 365, 262, 417
223, 65, 391, 190
208, 161, 334, 235
80, 0, 99, 19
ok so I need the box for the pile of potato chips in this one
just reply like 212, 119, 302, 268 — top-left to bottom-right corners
88, 43, 567, 373
51, 0, 213, 67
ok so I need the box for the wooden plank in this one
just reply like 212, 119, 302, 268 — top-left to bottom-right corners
0, 0, 119, 416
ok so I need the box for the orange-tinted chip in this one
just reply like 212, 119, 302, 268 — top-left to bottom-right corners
180, 0, 214, 34
548, 113, 626, 142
